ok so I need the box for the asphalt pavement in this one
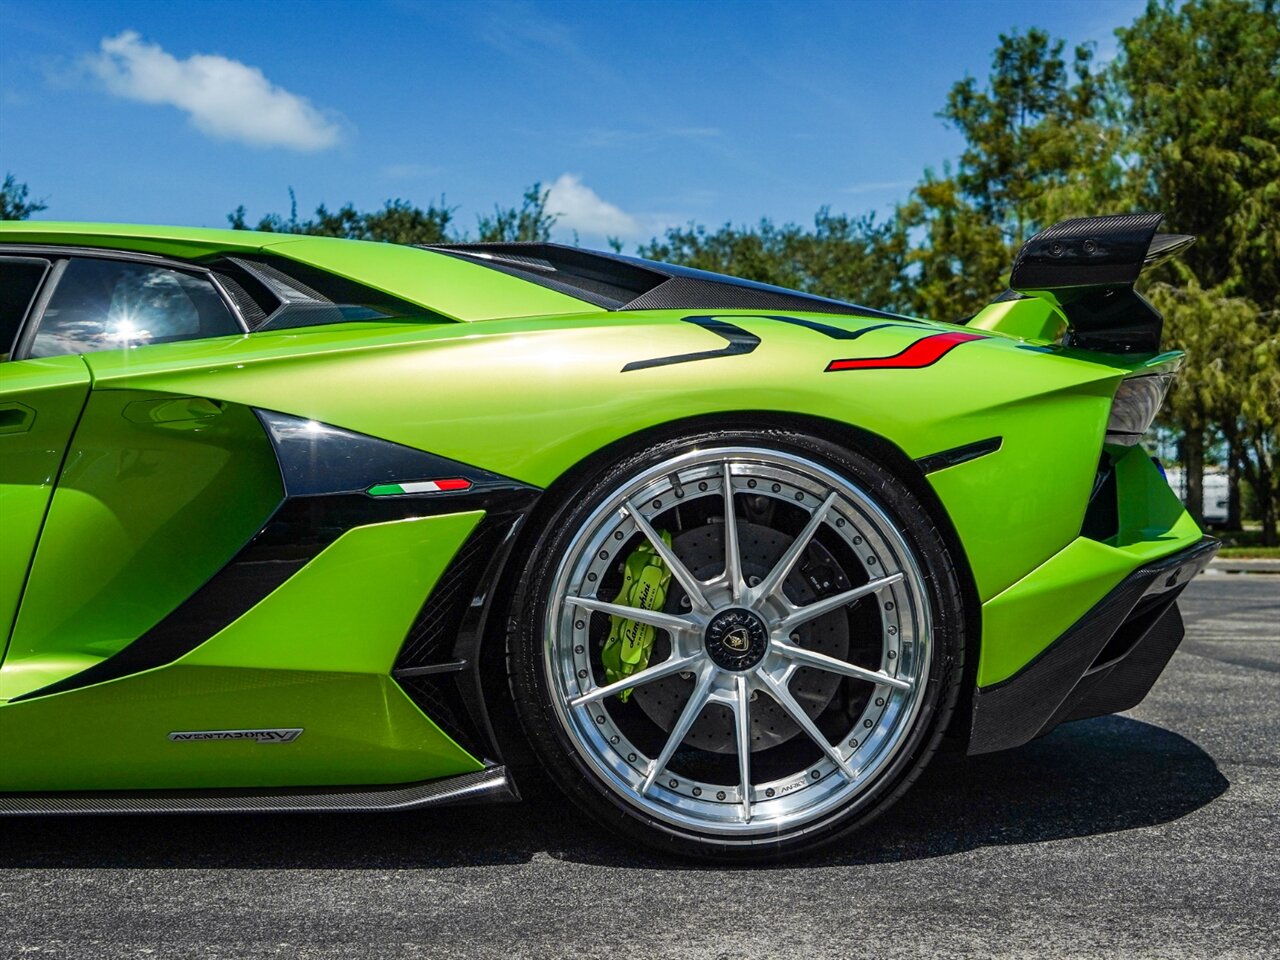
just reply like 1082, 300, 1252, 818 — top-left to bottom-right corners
1, 574, 1277, 959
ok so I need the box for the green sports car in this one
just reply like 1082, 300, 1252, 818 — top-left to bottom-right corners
0, 213, 1214, 859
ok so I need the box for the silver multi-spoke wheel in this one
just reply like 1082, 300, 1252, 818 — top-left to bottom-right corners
543, 446, 933, 838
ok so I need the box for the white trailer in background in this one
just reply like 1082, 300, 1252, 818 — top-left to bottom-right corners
1163, 467, 1230, 525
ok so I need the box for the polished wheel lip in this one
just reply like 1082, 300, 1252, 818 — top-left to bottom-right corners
544, 446, 933, 839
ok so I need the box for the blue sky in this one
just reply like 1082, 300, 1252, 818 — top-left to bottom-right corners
1, 0, 1144, 248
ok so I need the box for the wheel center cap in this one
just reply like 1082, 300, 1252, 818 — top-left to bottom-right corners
704, 608, 769, 671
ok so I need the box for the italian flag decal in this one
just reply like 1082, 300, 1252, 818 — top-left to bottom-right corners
367, 477, 473, 497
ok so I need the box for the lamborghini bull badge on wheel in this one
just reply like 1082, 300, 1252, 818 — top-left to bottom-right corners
0, 214, 1216, 859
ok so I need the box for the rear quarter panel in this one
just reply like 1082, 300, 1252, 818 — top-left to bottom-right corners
82, 310, 1123, 605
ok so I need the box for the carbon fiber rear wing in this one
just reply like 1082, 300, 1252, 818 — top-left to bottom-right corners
1007, 213, 1195, 354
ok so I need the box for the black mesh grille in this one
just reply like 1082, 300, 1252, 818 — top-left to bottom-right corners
391, 518, 513, 761
396, 521, 505, 670
396, 675, 485, 759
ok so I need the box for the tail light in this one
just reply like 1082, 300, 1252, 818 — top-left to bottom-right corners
1106, 370, 1177, 446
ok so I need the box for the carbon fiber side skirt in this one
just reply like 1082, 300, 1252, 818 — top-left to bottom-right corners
0, 765, 515, 816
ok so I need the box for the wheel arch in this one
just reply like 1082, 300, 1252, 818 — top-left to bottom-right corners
477, 409, 983, 773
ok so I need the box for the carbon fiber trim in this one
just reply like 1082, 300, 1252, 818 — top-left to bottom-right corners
621, 276, 901, 319
1011, 214, 1164, 291
915, 437, 1002, 474
420, 242, 912, 320
213, 272, 271, 329
0, 766, 514, 816
1004, 213, 1201, 354
968, 536, 1219, 755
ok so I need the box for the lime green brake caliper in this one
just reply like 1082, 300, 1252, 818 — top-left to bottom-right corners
601, 531, 673, 702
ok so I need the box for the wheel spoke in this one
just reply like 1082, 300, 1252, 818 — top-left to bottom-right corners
732, 674, 752, 822
569, 653, 703, 707
772, 641, 912, 691
624, 501, 712, 613
749, 491, 839, 606
722, 463, 744, 602
640, 668, 716, 795
758, 672, 856, 780
565, 595, 695, 636
778, 573, 904, 633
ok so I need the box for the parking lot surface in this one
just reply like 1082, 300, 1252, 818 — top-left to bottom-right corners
2, 575, 1277, 959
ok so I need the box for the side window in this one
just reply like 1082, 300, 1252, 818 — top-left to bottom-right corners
29, 258, 241, 359
0, 257, 50, 361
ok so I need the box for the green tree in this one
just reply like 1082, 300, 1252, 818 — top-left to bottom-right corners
1115, 0, 1280, 305
638, 210, 909, 312
229, 184, 557, 244
1115, 0, 1280, 535
229, 188, 455, 244
1151, 280, 1280, 541
901, 29, 1120, 322
475, 183, 557, 242
1, 174, 47, 220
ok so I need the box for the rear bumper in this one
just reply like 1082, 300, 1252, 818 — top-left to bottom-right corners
968, 535, 1218, 755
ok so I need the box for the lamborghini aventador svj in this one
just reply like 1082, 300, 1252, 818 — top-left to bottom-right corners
0, 213, 1214, 859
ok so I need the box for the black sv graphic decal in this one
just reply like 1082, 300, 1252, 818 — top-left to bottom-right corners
622, 317, 761, 371
621, 314, 922, 372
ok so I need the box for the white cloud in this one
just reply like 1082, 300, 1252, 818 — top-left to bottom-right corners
88, 31, 342, 151
545, 173, 642, 238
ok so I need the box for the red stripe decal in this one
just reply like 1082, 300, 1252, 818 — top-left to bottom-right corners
825, 331, 986, 372
434, 477, 472, 491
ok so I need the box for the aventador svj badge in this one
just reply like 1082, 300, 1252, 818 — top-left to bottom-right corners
168, 728, 303, 743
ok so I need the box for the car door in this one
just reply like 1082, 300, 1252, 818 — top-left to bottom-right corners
0, 256, 91, 661
0, 250, 277, 700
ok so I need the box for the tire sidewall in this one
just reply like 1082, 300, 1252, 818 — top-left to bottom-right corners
506, 427, 965, 861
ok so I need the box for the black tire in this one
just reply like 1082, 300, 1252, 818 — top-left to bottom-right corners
505, 426, 966, 861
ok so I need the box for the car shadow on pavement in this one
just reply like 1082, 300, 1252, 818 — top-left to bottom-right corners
0, 714, 1227, 871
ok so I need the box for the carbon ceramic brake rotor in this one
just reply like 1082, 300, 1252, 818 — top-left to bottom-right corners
631, 521, 850, 754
